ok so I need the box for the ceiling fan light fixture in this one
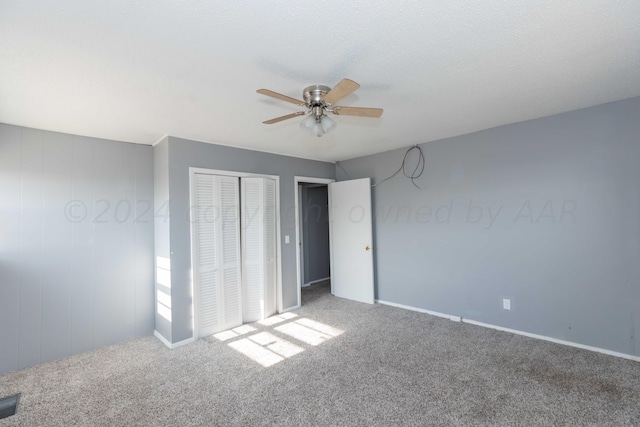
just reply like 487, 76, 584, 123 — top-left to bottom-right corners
313, 122, 324, 137
300, 114, 336, 137
321, 115, 336, 134
300, 114, 317, 130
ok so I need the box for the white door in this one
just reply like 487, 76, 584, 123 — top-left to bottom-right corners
241, 177, 277, 322
193, 174, 242, 337
328, 178, 374, 304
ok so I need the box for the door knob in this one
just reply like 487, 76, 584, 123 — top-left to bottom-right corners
365, 246, 370, 251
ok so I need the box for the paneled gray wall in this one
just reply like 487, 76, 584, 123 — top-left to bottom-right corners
337, 97, 640, 357
153, 137, 171, 342
0, 124, 155, 374
301, 185, 330, 284
163, 137, 335, 344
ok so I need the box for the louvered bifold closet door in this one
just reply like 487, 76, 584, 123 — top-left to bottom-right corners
241, 177, 277, 322
193, 173, 242, 337
218, 176, 243, 331
263, 178, 277, 316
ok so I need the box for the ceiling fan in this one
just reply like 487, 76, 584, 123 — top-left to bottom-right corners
257, 78, 383, 137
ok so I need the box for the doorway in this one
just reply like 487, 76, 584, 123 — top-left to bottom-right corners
294, 176, 375, 309
294, 177, 334, 307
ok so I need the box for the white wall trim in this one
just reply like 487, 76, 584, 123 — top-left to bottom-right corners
376, 300, 640, 362
281, 304, 301, 313
154, 331, 197, 349
154, 330, 172, 348
166, 134, 332, 163
463, 319, 640, 362
376, 300, 462, 322
303, 276, 331, 287
152, 134, 169, 147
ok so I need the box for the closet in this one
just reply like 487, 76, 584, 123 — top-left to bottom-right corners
191, 172, 277, 337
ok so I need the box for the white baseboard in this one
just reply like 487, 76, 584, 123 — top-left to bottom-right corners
376, 300, 462, 322
281, 304, 300, 313
154, 330, 196, 349
302, 277, 331, 287
375, 300, 640, 362
463, 319, 640, 362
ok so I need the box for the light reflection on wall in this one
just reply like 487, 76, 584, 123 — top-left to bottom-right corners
156, 256, 171, 288
156, 256, 172, 323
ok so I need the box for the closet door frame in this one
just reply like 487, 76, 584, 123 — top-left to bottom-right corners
189, 167, 282, 339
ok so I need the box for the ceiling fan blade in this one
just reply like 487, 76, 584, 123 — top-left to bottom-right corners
331, 106, 383, 118
321, 79, 360, 105
257, 89, 306, 106
262, 111, 307, 124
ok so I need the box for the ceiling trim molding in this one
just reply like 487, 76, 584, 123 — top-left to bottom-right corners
152, 134, 169, 147
165, 133, 337, 164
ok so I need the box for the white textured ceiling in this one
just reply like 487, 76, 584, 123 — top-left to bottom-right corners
1, 1, 639, 161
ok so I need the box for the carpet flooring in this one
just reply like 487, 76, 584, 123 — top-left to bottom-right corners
1, 281, 639, 426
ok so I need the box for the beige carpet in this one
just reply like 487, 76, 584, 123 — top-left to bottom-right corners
1, 281, 639, 426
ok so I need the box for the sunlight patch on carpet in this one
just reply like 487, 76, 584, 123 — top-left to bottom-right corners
215, 314, 343, 367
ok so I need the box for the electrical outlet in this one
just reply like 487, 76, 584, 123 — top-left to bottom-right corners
284, 235, 290, 244
503, 298, 511, 310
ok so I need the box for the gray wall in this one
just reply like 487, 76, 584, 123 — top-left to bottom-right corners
337, 97, 640, 357
162, 137, 335, 343
301, 185, 330, 284
0, 123, 155, 374
153, 137, 171, 342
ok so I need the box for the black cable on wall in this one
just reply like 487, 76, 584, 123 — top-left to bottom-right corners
372, 145, 425, 189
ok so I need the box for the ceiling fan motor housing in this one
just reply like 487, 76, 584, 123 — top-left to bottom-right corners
303, 85, 331, 122
303, 85, 331, 106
